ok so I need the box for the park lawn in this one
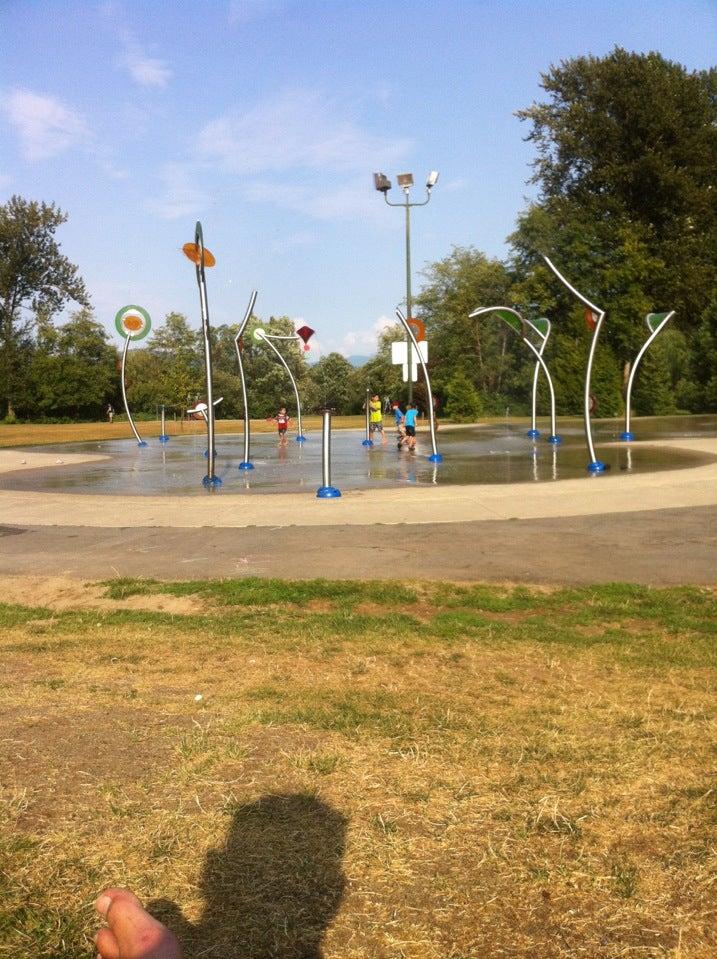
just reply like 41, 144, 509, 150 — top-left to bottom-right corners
0, 579, 715, 959
0, 416, 370, 448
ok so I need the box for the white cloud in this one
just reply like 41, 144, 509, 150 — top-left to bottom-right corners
100, 4, 171, 88
122, 49, 171, 88
147, 162, 208, 220
336, 315, 398, 358
198, 88, 411, 176
1, 88, 89, 161
228, 0, 286, 24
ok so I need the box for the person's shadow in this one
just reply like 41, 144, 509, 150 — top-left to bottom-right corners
151, 792, 347, 959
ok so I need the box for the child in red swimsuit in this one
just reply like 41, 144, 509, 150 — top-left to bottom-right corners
274, 407, 290, 445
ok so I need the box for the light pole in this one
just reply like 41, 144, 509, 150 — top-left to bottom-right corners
374, 170, 439, 404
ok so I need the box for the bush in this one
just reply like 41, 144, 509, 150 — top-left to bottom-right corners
444, 370, 483, 422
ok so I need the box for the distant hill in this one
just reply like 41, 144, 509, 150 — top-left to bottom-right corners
346, 354, 371, 368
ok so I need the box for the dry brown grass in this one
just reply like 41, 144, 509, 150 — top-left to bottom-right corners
0, 416, 372, 448
0, 579, 715, 958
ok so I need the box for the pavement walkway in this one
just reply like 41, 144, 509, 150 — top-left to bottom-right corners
1, 437, 715, 585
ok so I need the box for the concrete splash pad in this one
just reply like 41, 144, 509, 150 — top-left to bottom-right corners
2, 418, 716, 497
0, 416, 716, 530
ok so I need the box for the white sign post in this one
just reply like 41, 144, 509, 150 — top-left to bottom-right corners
391, 339, 428, 382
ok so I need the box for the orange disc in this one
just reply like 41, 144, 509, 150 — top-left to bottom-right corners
182, 242, 216, 267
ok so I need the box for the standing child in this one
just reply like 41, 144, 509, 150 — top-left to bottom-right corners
368, 394, 387, 445
274, 406, 291, 445
403, 402, 418, 452
392, 402, 405, 449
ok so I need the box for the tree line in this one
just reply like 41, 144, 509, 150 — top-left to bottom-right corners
1, 48, 715, 424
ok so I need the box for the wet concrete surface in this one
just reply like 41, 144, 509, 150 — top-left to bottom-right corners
2, 505, 715, 585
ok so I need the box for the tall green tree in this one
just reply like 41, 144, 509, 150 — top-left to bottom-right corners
0, 196, 88, 418
306, 352, 356, 412
416, 247, 520, 413
147, 312, 203, 411
512, 49, 717, 412
26, 308, 116, 419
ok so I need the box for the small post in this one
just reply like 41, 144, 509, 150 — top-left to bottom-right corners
317, 407, 341, 498
159, 404, 169, 442
362, 387, 373, 447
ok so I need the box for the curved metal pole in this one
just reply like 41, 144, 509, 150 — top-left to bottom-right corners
471, 308, 560, 443
120, 333, 146, 446
542, 255, 606, 471
622, 311, 675, 440
395, 308, 442, 462
256, 331, 304, 440
233, 290, 258, 469
524, 317, 551, 439
194, 222, 219, 486
520, 336, 558, 440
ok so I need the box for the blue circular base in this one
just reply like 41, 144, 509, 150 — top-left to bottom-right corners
296, 435, 306, 443
202, 474, 223, 487
428, 453, 443, 463
317, 485, 341, 498
137, 440, 148, 447
159, 435, 170, 443
238, 461, 254, 471
362, 439, 374, 447
587, 460, 607, 473
619, 431, 635, 442
547, 434, 562, 445
203, 449, 218, 458
526, 429, 540, 439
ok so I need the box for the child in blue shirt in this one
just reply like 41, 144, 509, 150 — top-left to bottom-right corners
392, 402, 405, 448
403, 403, 418, 452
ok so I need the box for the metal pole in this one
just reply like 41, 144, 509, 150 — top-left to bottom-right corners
362, 387, 373, 446
159, 404, 169, 442
405, 195, 413, 405
521, 336, 560, 443
120, 334, 147, 447
621, 311, 674, 441
395, 308, 442, 462
256, 331, 305, 440
194, 222, 220, 486
316, 408, 341, 498
542, 255, 606, 472
234, 290, 258, 469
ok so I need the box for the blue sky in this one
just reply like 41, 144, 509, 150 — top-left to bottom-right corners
1, 0, 715, 358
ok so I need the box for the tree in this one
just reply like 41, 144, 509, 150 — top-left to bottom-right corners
443, 370, 483, 422
416, 247, 521, 413
26, 308, 117, 419
512, 49, 717, 413
147, 312, 202, 412
0, 196, 88, 418
306, 352, 355, 412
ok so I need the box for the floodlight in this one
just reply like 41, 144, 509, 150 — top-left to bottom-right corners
426, 170, 439, 189
373, 172, 391, 193
397, 172, 414, 189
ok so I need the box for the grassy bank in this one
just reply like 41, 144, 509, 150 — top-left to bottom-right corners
1, 578, 715, 958
0, 416, 370, 448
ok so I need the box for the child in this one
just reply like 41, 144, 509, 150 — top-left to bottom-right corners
403, 402, 418, 452
368, 394, 387, 445
274, 407, 291, 445
392, 402, 405, 449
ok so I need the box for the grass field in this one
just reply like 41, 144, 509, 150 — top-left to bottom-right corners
1, 578, 715, 958
0, 416, 370, 448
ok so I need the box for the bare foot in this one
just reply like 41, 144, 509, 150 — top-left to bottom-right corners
95, 888, 182, 959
